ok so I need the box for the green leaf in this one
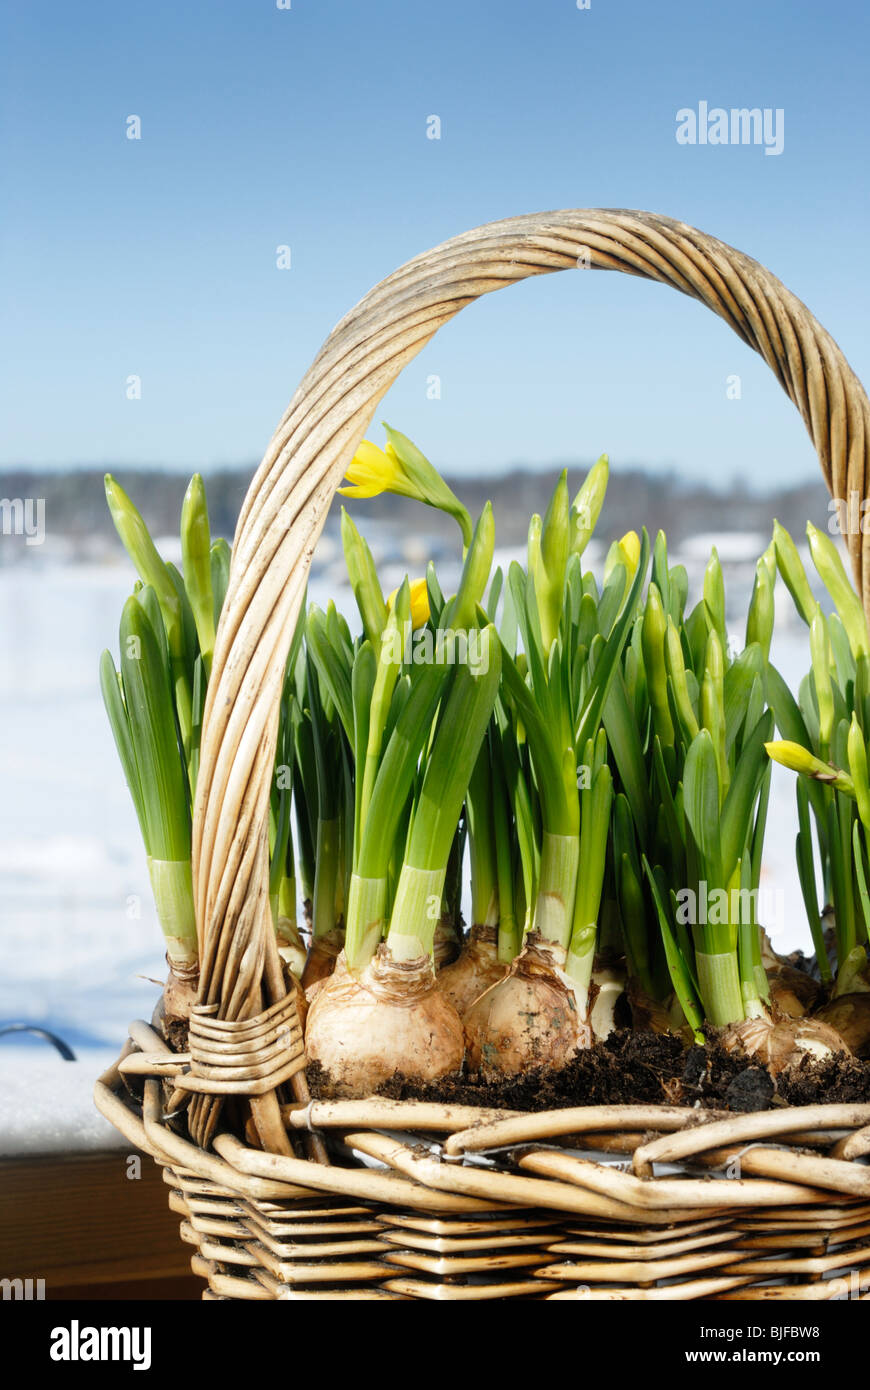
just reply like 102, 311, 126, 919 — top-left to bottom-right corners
99, 649, 147, 843
703, 549, 727, 655
795, 794, 829, 981
669, 565, 689, 627
402, 626, 502, 873
306, 605, 354, 743
577, 592, 600, 655
500, 745, 538, 923
571, 763, 613, 956
467, 736, 498, 929
720, 710, 774, 882
382, 424, 472, 545
119, 596, 190, 862
341, 508, 388, 648
602, 665, 651, 844
485, 566, 503, 622
773, 519, 816, 626
576, 529, 651, 752
666, 616, 700, 746
596, 564, 625, 638
685, 601, 711, 678
189, 655, 206, 797
616, 848, 650, 987
357, 660, 452, 879
683, 730, 723, 886
508, 562, 552, 726
181, 473, 215, 675
848, 713, 870, 828
105, 474, 182, 654
807, 521, 869, 659
828, 794, 855, 964
651, 531, 670, 615
642, 583, 674, 749
570, 453, 608, 557
724, 643, 766, 756
852, 820, 870, 945
564, 555, 585, 636
166, 562, 199, 686
136, 586, 170, 680
745, 558, 774, 660
210, 538, 231, 627
426, 561, 446, 626
452, 502, 495, 630
828, 612, 857, 690
351, 642, 376, 854
499, 639, 572, 834
643, 855, 705, 1041
651, 735, 685, 879
537, 471, 570, 651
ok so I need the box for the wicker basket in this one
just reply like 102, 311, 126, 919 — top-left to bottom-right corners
95, 210, 870, 1301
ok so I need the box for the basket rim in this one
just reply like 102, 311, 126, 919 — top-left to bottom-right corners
96, 1020, 870, 1222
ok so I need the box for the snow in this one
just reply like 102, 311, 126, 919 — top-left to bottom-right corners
0, 1050, 127, 1156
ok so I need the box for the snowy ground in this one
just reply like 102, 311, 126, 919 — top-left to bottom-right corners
0, 1050, 127, 1155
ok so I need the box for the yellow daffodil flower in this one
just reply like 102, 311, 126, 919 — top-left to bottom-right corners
339, 440, 418, 502
339, 425, 472, 546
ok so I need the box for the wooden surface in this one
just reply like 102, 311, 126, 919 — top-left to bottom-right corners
0, 1151, 200, 1300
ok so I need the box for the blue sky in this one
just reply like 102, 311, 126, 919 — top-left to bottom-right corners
2, 0, 868, 485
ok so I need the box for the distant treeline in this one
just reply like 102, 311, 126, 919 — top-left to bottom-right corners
0, 463, 834, 551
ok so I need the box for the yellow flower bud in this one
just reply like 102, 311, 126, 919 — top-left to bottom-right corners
617, 530, 641, 579
387, 577, 430, 630
765, 740, 855, 795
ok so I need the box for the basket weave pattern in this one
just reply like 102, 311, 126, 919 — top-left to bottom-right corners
99, 1022, 870, 1300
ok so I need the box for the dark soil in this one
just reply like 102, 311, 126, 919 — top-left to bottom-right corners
164, 1017, 189, 1053
779, 1052, 870, 1105
306, 1027, 870, 1112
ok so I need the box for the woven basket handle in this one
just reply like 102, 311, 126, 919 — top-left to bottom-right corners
192, 208, 870, 1026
